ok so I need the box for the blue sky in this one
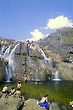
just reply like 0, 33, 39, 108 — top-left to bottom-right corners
0, 0, 73, 41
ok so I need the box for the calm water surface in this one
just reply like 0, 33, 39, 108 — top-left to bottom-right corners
0, 80, 73, 108
21, 80, 73, 106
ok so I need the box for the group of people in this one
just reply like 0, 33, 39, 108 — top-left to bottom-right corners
2, 81, 22, 98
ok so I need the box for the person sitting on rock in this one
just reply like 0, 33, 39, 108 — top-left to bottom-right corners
17, 81, 22, 90
13, 89, 21, 98
2, 85, 8, 93
9, 87, 15, 96
70, 101, 73, 108
39, 95, 50, 110
2, 85, 10, 98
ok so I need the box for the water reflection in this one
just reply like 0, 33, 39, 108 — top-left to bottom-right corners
53, 80, 61, 90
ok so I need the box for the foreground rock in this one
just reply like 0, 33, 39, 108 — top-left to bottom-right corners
22, 99, 62, 110
0, 94, 24, 110
0, 96, 67, 110
22, 99, 46, 110
50, 102, 61, 110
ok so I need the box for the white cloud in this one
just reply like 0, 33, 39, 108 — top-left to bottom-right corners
30, 29, 44, 41
46, 16, 73, 29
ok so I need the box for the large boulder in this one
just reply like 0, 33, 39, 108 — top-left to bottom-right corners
22, 99, 46, 110
0, 94, 24, 110
22, 99, 63, 110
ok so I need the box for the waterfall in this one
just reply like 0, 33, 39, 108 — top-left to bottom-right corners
52, 70, 61, 81
30, 44, 52, 67
0, 45, 6, 58
5, 43, 20, 82
1, 45, 6, 54
8, 43, 20, 73
5, 64, 12, 82
9, 43, 20, 59
3, 45, 12, 59
36, 45, 53, 67
35, 71, 39, 80
34, 67, 40, 84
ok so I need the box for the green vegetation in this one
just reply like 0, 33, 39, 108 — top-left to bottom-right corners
64, 35, 73, 44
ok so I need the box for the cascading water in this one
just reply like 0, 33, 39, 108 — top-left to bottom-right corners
3, 45, 12, 82
29, 43, 62, 81
52, 70, 61, 81
35, 45, 61, 81
4, 43, 20, 82
34, 66, 40, 84
36, 45, 52, 67
29, 43, 53, 81
0, 45, 6, 58
9, 43, 20, 59
30, 44, 53, 68
5, 63, 12, 82
3, 45, 12, 59
8, 43, 20, 79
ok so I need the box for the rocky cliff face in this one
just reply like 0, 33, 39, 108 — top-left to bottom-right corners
13, 43, 53, 81
0, 59, 5, 82
0, 27, 73, 81
37, 27, 73, 53
0, 42, 53, 82
37, 27, 73, 80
